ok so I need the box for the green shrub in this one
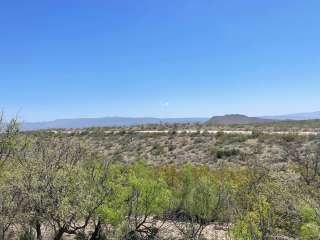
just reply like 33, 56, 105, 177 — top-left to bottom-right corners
215, 148, 240, 159
300, 223, 320, 240
299, 205, 320, 239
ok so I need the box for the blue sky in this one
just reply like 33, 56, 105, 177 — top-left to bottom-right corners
1, 0, 320, 121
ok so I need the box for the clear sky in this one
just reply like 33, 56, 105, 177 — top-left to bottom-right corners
1, 0, 320, 121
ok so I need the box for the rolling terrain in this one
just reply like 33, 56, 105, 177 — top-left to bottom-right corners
21, 111, 320, 130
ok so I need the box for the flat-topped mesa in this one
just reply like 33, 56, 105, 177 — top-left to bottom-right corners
206, 114, 275, 125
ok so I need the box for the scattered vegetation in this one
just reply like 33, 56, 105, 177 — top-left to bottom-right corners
1, 115, 320, 239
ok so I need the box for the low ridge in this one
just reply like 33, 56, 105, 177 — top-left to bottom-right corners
206, 114, 275, 125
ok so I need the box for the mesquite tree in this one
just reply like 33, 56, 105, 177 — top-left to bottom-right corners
12, 137, 108, 240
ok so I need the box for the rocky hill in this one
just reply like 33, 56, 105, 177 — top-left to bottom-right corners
207, 114, 275, 125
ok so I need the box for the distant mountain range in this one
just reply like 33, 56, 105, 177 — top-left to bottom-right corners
20, 111, 320, 131
262, 111, 320, 121
21, 117, 208, 131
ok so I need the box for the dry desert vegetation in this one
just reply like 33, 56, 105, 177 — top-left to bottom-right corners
1, 117, 320, 239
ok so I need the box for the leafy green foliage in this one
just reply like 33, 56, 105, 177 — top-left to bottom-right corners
98, 161, 172, 239
298, 205, 320, 240
300, 223, 320, 240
